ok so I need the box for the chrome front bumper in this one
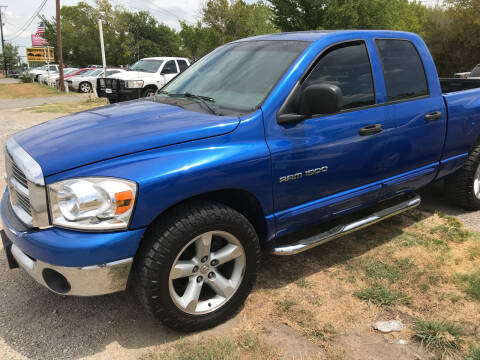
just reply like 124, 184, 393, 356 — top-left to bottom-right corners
11, 244, 132, 296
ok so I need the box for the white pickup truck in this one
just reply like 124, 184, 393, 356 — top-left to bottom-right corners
30, 64, 59, 82
97, 57, 190, 103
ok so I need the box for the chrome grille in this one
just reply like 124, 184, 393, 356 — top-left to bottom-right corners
5, 138, 50, 229
6, 150, 33, 221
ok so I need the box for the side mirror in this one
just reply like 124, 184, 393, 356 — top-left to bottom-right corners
277, 83, 343, 125
299, 83, 343, 117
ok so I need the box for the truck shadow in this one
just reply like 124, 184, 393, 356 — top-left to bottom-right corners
0, 183, 471, 359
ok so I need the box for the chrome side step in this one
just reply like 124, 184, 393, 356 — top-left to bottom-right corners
270, 194, 421, 256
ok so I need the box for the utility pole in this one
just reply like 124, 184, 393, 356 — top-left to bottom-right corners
98, 18, 106, 75
56, 0, 65, 91
0, 6, 8, 78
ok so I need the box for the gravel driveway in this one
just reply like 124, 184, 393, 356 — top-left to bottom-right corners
0, 102, 478, 360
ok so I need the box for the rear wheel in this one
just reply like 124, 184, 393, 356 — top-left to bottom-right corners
445, 144, 480, 210
133, 201, 260, 332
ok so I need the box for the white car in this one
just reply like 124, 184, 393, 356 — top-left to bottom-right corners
39, 68, 79, 86
103, 57, 190, 99
67, 68, 126, 93
45, 68, 79, 86
30, 64, 59, 82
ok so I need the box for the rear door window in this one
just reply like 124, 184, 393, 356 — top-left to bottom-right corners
177, 60, 189, 72
162, 60, 178, 74
303, 41, 375, 110
375, 39, 428, 101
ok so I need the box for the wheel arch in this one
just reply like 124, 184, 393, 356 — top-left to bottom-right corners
143, 188, 268, 245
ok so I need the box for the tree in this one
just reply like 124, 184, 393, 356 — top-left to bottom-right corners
0, 43, 20, 71
180, 0, 277, 59
42, 0, 181, 67
268, 0, 426, 32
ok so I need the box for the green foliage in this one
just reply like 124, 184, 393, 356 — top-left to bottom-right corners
412, 320, 463, 354
19, 72, 34, 83
268, 0, 426, 32
42, 0, 180, 67
354, 283, 410, 305
364, 258, 414, 282
276, 298, 297, 312
0, 43, 21, 71
180, 0, 277, 59
456, 272, 480, 301
468, 345, 480, 360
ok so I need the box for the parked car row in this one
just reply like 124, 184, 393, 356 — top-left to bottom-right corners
97, 57, 190, 103
26, 57, 190, 98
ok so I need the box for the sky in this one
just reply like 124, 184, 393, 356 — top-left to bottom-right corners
1, 0, 207, 59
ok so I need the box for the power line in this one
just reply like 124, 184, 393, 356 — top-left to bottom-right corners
6, 0, 47, 41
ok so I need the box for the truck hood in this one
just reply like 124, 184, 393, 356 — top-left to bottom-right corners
109, 71, 156, 80
13, 99, 240, 176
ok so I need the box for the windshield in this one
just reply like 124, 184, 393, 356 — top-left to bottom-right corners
470, 65, 480, 78
81, 69, 102, 77
162, 40, 309, 112
129, 59, 163, 73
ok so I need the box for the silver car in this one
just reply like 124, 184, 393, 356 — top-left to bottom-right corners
67, 69, 125, 93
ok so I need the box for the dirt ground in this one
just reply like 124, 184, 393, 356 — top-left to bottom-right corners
0, 100, 479, 360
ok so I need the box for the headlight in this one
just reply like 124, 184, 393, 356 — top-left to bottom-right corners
48, 178, 137, 231
125, 80, 144, 89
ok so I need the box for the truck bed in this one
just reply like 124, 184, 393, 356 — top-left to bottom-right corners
440, 78, 480, 93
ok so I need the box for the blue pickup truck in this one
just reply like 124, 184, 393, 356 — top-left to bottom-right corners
3, 30, 480, 331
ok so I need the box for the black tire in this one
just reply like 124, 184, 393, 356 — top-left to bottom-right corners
79, 82, 92, 93
133, 201, 261, 332
142, 87, 157, 98
445, 143, 480, 210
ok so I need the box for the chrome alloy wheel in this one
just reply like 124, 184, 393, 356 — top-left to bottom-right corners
168, 231, 246, 315
474, 164, 480, 199
80, 82, 91, 93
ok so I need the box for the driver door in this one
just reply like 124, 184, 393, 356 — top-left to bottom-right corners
160, 60, 179, 86
266, 40, 396, 235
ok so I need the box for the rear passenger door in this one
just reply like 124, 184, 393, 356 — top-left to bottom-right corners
177, 59, 189, 73
375, 39, 446, 196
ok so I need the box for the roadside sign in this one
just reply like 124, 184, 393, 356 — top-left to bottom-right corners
26, 47, 54, 62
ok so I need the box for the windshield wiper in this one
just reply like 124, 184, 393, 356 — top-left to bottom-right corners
162, 92, 219, 115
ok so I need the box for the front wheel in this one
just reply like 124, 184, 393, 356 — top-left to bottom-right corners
445, 143, 480, 210
79, 82, 92, 93
133, 201, 260, 332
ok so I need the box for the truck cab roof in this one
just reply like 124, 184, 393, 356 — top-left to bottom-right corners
141, 57, 189, 61
237, 30, 420, 43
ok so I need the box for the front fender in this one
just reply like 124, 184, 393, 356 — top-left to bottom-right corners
45, 111, 273, 229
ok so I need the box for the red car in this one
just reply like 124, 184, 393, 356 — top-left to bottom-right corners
56, 68, 95, 86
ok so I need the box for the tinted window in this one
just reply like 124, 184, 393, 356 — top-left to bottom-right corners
49, 66, 57, 71
376, 39, 428, 101
162, 60, 178, 74
303, 41, 375, 110
177, 60, 189, 72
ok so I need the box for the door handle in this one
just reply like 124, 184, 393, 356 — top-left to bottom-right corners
424, 111, 442, 122
359, 124, 383, 136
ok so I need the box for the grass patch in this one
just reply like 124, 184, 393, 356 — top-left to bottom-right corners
412, 320, 463, 354
468, 345, 480, 360
456, 271, 480, 301
276, 299, 297, 312
0, 83, 64, 99
24, 98, 108, 114
295, 278, 312, 288
364, 258, 414, 282
430, 216, 471, 243
143, 332, 278, 360
354, 283, 410, 306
